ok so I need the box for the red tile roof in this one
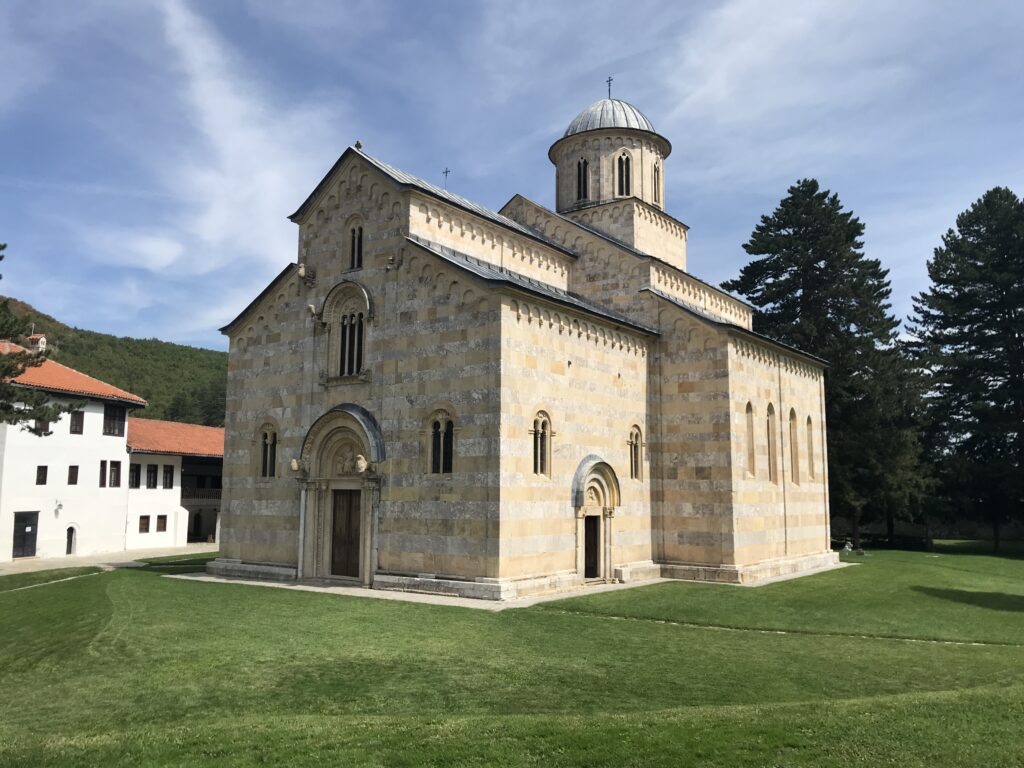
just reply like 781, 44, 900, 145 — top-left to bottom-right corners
3, 350, 147, 406
127, 417, 224, 458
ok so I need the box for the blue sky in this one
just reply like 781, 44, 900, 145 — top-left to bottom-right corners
1, 0, 1021, 350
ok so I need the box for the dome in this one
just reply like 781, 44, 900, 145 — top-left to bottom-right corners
563, 98, 657, 138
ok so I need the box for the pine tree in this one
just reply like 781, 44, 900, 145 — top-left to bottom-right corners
0, 243, 68, 433
910, 187, 1024, 551
723, 179, 923, 547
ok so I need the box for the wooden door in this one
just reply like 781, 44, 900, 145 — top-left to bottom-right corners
13, 512, 39, 558
331, 490, 361, 578
584, 515, 599, 578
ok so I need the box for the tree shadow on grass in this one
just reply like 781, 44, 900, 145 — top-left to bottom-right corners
912, 586, 1024, 612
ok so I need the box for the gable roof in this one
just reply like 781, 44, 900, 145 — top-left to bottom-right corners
219, 262, 298, 336
408, 234, 658, 336
288, 146, 577, 260
1, 347, 147, 406
127, 417, 225, 458
645, 288, 827, 367
503, 194, 752, 312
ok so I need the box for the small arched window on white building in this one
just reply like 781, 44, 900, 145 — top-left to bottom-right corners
653, 163, 661, 204
628, 426, 643, 480
429, 411, 454, 474
576, 158, 589, 201
766, 403, 778, 484
789, 409, 800, 484
745, 402, 755, 477
616, 153, 631, 196
532, 412, 551, 477
323, 282, 371, 379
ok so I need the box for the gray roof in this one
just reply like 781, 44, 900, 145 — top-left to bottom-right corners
564, 98, 657, 137
407, 234, 658, 336
289, 147, 576, 260
645, 287, 828, 367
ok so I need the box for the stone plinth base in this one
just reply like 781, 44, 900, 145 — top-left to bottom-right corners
372, 570, 584, 601
659, 550, 840, 586
206, 558, 297, 581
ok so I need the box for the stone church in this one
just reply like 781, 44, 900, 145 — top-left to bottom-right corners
209, 96, 839, 599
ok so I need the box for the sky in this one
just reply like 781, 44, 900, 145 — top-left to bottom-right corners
1, 0, 1021, 351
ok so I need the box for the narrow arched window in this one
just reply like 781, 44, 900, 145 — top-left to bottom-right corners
806, 416, 815, 479
350, 226, 363, 269
617, 153, 631, 196
428, 413, 455, 474
338, 312, 365, 376
431, 420, 442, 474
766, 404, 777, 484
789, 409, 800, 484
442, 420, 454, 473
745, 402, 755, 477
653, 163, 660, 204
576, 158, 589, 201
261, 430, 277, 478
628, 426, 642, 480
532, 413, 550, 476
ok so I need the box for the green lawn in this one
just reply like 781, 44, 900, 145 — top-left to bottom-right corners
1, 547, 1022, 767
0, 567, 101, 593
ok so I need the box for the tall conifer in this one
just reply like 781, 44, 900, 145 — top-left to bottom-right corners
723, 180, 922, 546
910, 187, 1024, 550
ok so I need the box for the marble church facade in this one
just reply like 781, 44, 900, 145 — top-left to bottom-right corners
208, 97, 839, 599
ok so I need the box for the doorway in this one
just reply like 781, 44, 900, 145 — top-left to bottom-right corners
66, 527, 76, 555
331, 490, 361, 578
13, 512, 39, 558
584, 515, 600, 578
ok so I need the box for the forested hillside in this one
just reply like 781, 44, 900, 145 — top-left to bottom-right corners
1, 296, 227, 426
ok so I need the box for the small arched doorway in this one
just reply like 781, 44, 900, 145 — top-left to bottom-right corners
571, 456, 621, 581
65, 526, 76, 556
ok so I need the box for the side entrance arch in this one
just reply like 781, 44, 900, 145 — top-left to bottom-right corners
571, 456, 620, 581
299, 404, 385, 585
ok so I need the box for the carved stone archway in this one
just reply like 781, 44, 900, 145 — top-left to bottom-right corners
570, 456, 620, 581
298, 405, 384, 584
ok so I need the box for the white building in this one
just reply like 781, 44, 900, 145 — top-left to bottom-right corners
0, 338, 224, 563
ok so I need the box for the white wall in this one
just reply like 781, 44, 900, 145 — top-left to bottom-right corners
125, 453, 188, 549
0, 401, 131, 562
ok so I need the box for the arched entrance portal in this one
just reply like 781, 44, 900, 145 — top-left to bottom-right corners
571, 456, 620, 581
65, 526, 76, 556
299, 405, 385, 584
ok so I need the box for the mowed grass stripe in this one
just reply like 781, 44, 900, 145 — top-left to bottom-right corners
538, 549, 1024, 644
1, 546, 1022, 766
3, 685, 1023, 767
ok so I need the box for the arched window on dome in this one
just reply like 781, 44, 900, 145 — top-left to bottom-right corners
576, 158, 589, 201
617, 153, 631, 196
653, 163, 661, 204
